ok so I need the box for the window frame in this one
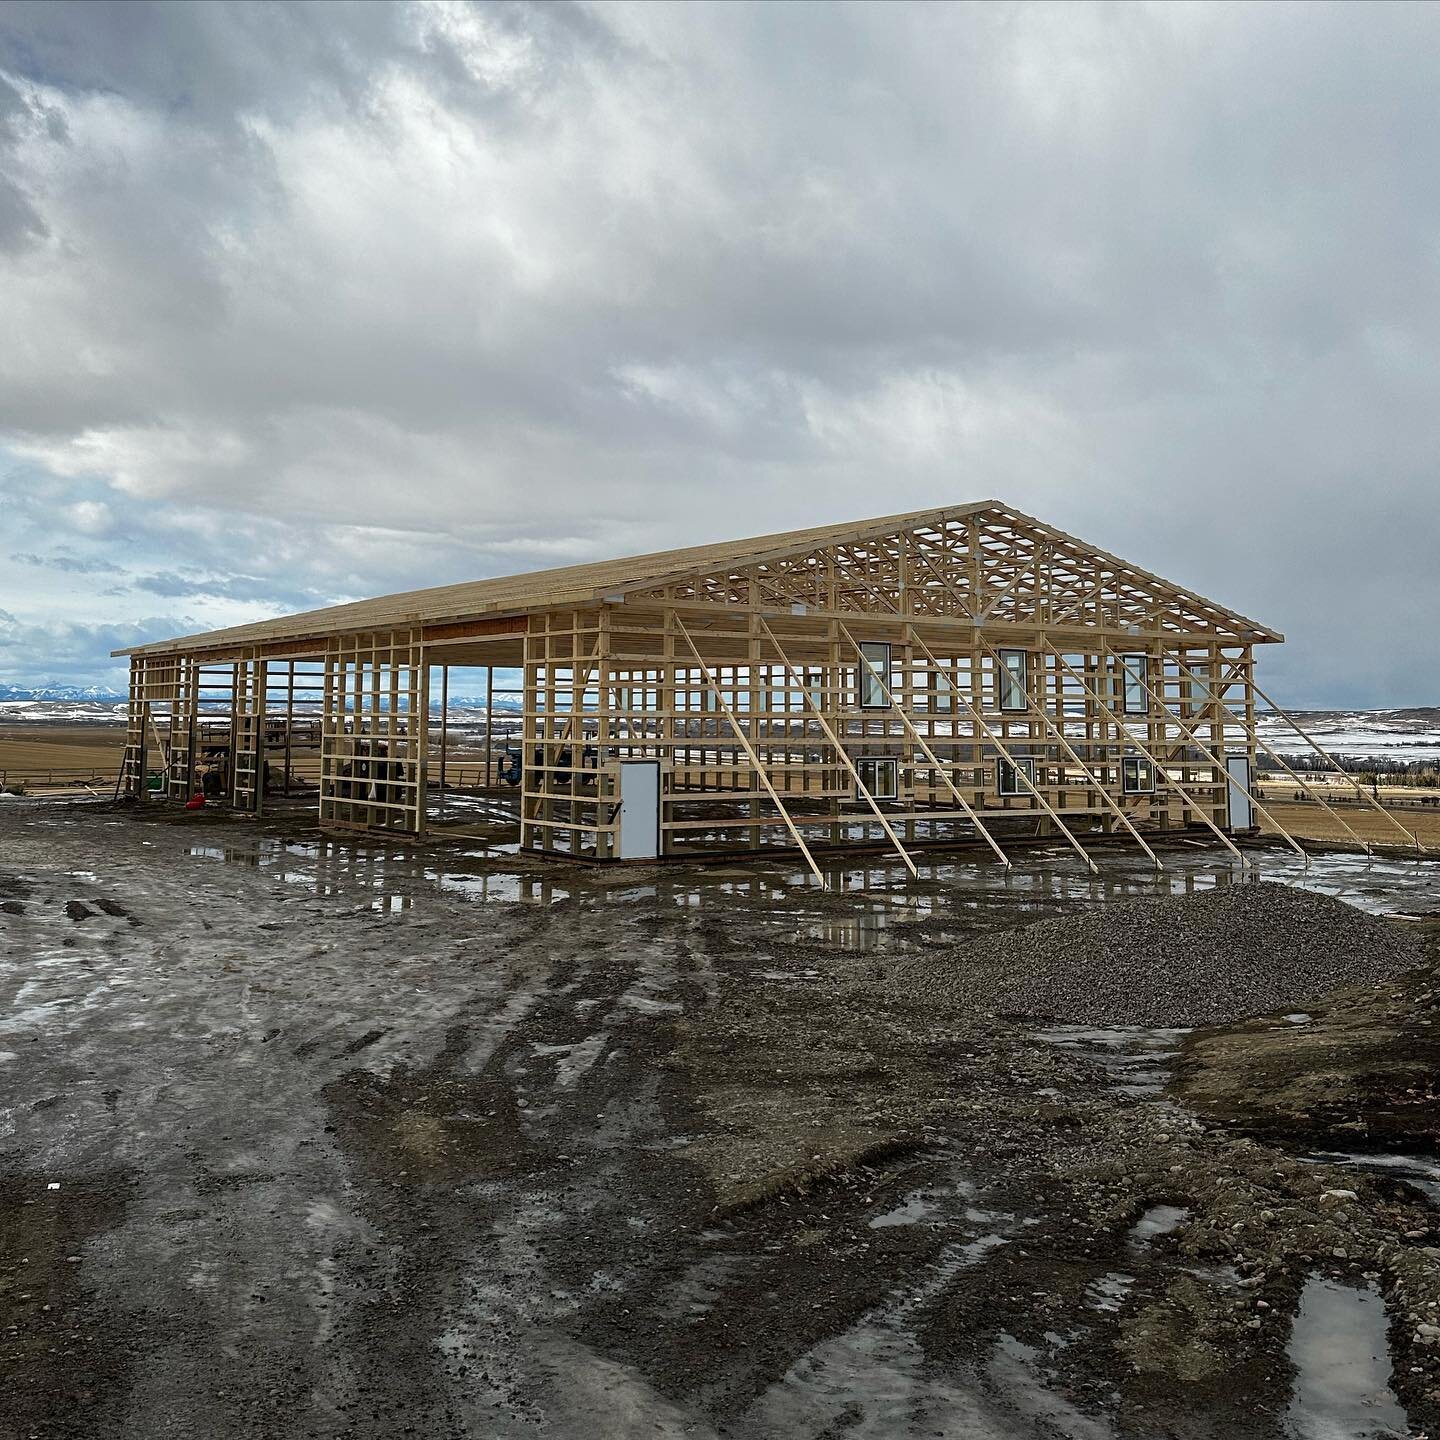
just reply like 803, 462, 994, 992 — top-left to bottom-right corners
1186, 662, 1211, 711
997, 755, 1036, 797
858, 642, 892, 710
856, 755, 899, 802
1120, 653, 1150, 716
998, 649, 1028, 713
1122, 754, 1155, 795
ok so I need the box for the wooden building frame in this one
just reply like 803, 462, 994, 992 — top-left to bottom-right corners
113, 501, 1420, 876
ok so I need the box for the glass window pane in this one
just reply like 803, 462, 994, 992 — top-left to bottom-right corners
1122, 655, 1148, 715
1187, 663, 1210, 709
859, 643, 890, 708
999, 650, 1027, 711
805, 669, 824, 711
1122, 755, 1155, 793
998, 756, 1034, 796
857, 756, 897, 800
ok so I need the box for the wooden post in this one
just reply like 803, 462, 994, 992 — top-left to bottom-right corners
439, 662, 448, 818
972, 632, 1163, 870
835, 622, 1012, 868
1044, 643, 1252, 869
484, 664, 493, 789
1163, 649, 1379, 856
414, 638, 429, 837
885, 623, 1097, 874
674, 614, 826, 888
284, 660, 294, 797
1104, 645, 1305, 861
759, 617, 918, 876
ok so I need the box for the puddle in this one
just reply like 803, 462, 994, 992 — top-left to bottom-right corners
989, 1333, 1116, 1438
177, 834, 1440, 969
1284, 1277, 1407, 1439
1032, 1025, 1191, 1096
1129, 1204, 1190, 1246
1085, 1272, 1135, 1313
867, 1192, 938, 1229
1304, 1151, 1440, 1208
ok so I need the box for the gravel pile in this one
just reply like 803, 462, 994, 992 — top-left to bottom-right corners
901, 881, 1427, 1028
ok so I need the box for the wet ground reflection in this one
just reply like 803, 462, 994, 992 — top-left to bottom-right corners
1285, 1277, 1408, 1439
183, 834, 1440, 953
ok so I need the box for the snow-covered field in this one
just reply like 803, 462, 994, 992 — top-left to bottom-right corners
1255, 708, 1440, 764
3, 698, 1436, 764
0, 699, 127, 724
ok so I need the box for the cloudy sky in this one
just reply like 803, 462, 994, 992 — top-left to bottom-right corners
1, 1, 1437, 705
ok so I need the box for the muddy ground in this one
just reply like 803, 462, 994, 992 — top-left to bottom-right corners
1, 798, 1438, 1439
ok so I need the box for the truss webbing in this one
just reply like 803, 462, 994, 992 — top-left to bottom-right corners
1043, 643, 1253, 869
673, 615, 826, 888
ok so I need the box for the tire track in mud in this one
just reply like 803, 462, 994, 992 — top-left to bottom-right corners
307, 905, 725, 1436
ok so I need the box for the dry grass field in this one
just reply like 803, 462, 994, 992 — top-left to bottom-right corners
1257, 797, 1440, 851
0, 724, 126, 789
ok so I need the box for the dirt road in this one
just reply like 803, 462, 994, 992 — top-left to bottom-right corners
1, 800, 1437, 1438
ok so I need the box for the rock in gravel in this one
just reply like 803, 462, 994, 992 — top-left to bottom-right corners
900, 881, 1427, 1028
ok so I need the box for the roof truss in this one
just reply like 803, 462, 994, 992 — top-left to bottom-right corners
622, 503, 1278, 642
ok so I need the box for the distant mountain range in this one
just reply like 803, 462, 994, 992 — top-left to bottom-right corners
0, 684, 127, 702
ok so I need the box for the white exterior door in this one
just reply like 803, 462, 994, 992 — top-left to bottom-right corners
1226, 754, 1254, 830
618, 761, 661, 860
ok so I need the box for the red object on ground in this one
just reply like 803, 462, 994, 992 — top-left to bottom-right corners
184, 793, 206, 810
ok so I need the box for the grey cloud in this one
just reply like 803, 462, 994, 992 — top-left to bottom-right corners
0, 608, 195, 687
126, 569, 335, 606
10, 549, 120, 575
0, 2, 1437, 701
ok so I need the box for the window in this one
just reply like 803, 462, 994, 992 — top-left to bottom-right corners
997, 756, 1036, 797
858, 642, 891, 709
1122, 755, 1155, 794
856, 756, 898, 801
1186, 663, 1211, 711
1121, 654, 1149, 715
998, 650, 1028, 712
931, 668, 956, 713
